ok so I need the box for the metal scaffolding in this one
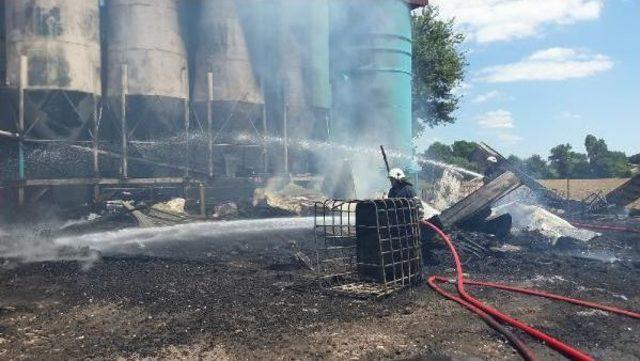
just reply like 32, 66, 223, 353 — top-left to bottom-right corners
0, 58, 270, 209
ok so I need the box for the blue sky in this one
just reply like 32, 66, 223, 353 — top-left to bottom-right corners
415, 0, 640, 159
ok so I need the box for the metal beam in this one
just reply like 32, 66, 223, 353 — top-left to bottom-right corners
207, 72, 214, 178
121, 64, 129, 178
18, 177, 197, 187
18, 56, 27, 206
183, 69, 190, 178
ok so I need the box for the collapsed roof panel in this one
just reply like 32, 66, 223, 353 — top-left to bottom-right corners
606, 174, 640, 207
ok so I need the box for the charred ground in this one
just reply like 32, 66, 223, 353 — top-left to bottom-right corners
1, 222, 639, 361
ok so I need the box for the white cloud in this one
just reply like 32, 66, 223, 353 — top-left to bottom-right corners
477, 109, 515, 129
558, 110, 583, 120
472, 90, 513, 103
478, 47, 613, 83
431, 0, 603, 43
452, 81, 473, 96
473, 90, 500, 103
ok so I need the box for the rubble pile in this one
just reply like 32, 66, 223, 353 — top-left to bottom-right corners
491, 202, 599, 244
253, 182, 326, 216
423, 169, 482, 211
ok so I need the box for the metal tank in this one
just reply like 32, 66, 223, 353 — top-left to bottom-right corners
192, 0, 264, 176
278, 0, 331, 173
4, 0, 101, 94
193, 0, 262, 105
2, 0, 100, 143
105, 0, 188, 141
2, 0, 102, 203
330, 0, 412, 157
279, 0, 330, 137
1, 0, 6, 85
330, 0, 413, 196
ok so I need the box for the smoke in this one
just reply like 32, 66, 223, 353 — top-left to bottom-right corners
1, 0, 485, 212
0, 225, 100, 267
0, 217, 315, 266
235, 0, 417, 198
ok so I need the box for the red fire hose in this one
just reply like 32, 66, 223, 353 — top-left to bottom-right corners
422, 220, 640, 361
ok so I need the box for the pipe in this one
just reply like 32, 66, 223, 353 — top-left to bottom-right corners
422, 220, 640, 360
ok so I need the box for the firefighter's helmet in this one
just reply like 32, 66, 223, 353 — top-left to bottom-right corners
388, 168, 406, 181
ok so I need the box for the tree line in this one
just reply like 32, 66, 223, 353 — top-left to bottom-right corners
409, 8, 638, 180
421, 136, 639, 179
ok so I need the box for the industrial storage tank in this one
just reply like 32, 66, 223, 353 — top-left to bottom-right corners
2, 0, 101, 182
279, 0, 331, 173
4, 0, 101, 95
330, 0, 413, 195
105, 0, 189, 140
0, 0, 5, 85
236, 0, 330, 174
192, 0, 264, 176
279, 0, 330, 135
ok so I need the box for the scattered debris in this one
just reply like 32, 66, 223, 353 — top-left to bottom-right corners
212, 202, 239, 219
438, 171, 521, 228
490, 244, 522, 253
293, 251, 314, 271
491, 202, 599, 244
423, 168, 469, 211
151, 198, 187, 215
254, 183, 325, 216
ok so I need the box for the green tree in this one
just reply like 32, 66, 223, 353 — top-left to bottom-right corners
585, 135, 608, 164
424, 142, 454, 162
548, 144, 590, 179
549, 144, 573, 179
602, 151, 631, 178
451, 140, 478, 160
525, 154, 555, 179
411, 6, 467, 136
630, 153, 640, 165
571, 153, 592, 178
584, 135, 631, 178
421, 141, 479, 172
507, 155, 524, 170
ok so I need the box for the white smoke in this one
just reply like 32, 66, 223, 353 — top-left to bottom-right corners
1, 217, 316, 265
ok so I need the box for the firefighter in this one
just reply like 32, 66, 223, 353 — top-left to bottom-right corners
483, 156, 501, 183
387, 168, 417, 198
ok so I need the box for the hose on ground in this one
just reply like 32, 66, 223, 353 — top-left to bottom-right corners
426, 277, 537, 361
422, 220, 640, 361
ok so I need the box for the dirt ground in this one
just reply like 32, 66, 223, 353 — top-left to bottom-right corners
539, 178, 640, 209
1, 221, 640, 360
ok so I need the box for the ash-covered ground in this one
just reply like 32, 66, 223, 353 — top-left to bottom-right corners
1, 219, 639, 361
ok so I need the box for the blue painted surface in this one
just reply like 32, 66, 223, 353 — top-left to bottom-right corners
330, 0, 413, 160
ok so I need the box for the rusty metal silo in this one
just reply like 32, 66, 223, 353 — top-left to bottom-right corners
279, 0, 330, 173
0, 0, 6, 85
280, 0, 330, 130
105, 0, 188, 141
193, 0, 262, 106
192, 0, 264, 177
2, 0, 101, 185
4, 0, 101, 95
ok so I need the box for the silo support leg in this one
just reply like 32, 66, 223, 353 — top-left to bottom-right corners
199, 183, 206, 217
